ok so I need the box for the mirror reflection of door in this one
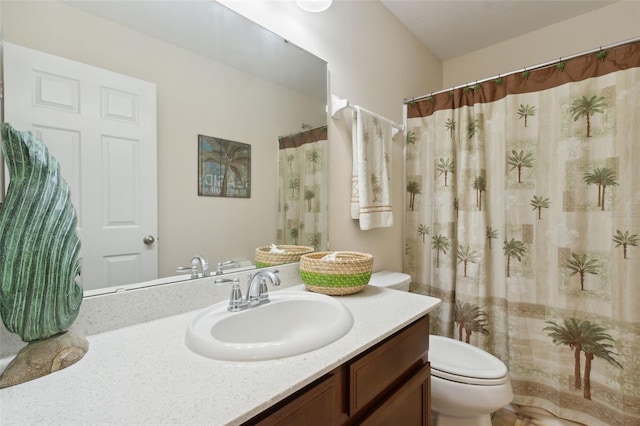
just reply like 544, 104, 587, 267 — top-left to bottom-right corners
3, 42, 158, 291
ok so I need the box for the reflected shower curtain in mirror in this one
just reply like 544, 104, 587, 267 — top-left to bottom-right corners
404, 41, 640, 425
277, 126, 328, 251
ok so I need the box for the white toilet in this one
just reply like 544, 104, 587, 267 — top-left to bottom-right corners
368, 271, 514, 426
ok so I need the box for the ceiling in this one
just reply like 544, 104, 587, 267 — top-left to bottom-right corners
379, 0, 619, 60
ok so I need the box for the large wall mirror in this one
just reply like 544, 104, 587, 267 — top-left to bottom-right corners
0, 0, 328, 295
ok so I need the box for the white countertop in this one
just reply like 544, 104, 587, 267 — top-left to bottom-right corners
0, 285, 440, 426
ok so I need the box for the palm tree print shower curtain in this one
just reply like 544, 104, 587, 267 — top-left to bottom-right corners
277, 126, 328, 251
404, 41, 640, 425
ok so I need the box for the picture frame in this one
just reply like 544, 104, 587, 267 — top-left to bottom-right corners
198, 135, 251, 198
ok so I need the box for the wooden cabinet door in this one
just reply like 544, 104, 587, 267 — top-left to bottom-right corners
349, 316, 430, 416
358, 362, 431, 426
253, 373, 337, 426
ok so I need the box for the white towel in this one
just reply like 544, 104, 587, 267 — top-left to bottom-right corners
269, 244, 285, 254
321, 252, 339, 261
351, 106, 393, 230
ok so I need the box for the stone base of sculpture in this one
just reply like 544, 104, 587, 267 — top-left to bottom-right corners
0, 332, 89, 388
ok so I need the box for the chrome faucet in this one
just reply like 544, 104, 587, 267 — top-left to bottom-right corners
246, 270, 281, 304
227, 270, 280, 312
191, 255, 210, 279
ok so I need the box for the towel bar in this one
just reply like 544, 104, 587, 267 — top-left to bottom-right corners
330, 95, 405, 137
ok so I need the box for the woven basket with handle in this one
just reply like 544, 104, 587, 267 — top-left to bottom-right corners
255, 245, 314, 267
299, 251, 373, 295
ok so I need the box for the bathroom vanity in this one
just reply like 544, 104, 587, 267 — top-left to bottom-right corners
0, 280, 440, 425
248, 315, 431, 425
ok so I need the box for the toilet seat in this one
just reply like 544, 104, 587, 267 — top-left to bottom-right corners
429, 335, 509, 386
431, 367, 509, 385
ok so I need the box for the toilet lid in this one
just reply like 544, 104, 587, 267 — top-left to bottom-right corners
429, 335, 508, 385
368, 271, 411, 289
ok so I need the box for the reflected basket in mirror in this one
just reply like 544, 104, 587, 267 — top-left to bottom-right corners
300, 251, 373, 296
255, 245, 315, 268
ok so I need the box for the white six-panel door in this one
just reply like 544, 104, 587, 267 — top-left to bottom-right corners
3, 42, 158, 291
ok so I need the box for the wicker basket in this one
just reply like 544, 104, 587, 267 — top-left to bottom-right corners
299, 251, 373, 295
255, 245, 314, 267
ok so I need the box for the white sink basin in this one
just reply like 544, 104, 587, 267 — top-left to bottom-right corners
185, 290, 354, 361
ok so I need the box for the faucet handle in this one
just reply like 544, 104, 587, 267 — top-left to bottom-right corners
216, 260, 236, 275
227, 279, 244, 312
176, 264, 202, 279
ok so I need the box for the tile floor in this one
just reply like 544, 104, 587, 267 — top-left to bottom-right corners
492, 405, 586, 426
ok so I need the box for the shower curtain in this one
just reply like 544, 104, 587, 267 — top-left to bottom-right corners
404, 41, 640, 426
277, 126, 328, 251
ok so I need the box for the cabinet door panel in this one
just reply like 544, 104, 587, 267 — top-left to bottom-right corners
254, 374, 336, 426
349, 316, 429, 415
359, 362, 431, 426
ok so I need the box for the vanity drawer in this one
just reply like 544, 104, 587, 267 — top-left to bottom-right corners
252, 372, 338, 425
348, 315, 430, 416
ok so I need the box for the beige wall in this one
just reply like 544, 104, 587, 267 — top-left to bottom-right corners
220, 0, 442, 273
2, 1, 326, 282
442, 1, 640, 89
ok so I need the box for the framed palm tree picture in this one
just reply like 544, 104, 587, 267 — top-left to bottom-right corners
198, 135, 251, 198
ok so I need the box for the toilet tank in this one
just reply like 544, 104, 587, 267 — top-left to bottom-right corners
368, 271, 411, 292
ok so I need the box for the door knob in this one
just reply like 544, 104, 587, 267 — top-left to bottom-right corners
143, 235, 156, 245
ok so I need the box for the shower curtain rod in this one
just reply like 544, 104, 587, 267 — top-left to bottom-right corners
404, 36, 640, 104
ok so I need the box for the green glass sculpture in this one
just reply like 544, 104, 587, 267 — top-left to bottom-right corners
0, 123, 83, 342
